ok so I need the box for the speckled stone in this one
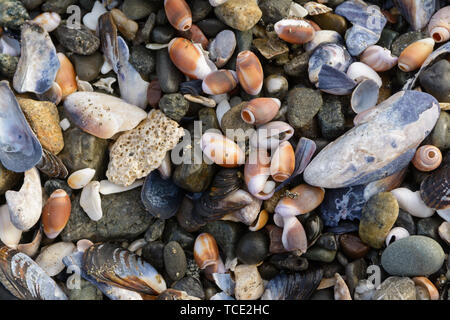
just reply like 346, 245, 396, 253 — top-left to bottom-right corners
258, 0, 291, 25
129, 45, 155, 81
359, 192, 399, 249
0, 54, 18, 79
42, 0, 77, 14
70, 52, 103, 82
121, 0, 155, 20
286, 87, 323, 130
318, 95, 346, 140
372, 277, 416, 300
55, 21, 100, 55
0, 163, 20, 195
164, 241, 187, 282
283, 51, 309, 78
159, 93, 190, 122
431, 111, 450, 151
0, 0, 30, 29
220, 102, 254, 140
214, 0, 262, 32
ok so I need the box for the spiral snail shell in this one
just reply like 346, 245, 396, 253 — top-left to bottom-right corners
411, 145, 442, 172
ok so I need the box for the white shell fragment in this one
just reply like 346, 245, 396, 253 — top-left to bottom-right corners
128, 239, 147, 252
93, 77, 116, 94
334, 273, 352, 300
5, 167, 42, 231
346, 62, 382, 87
289, 2, 308, 18
99, 179, 144, 195
67, 168, 96, 190
35, 242, 76, 277
390, 188, 435, 218
0, 204, 22, 248
59, 118, 71, 131
234, 264, 264, 300
386, 227, 410, 246
80, 181, 103, 221
83, 1, 107, 31
0, 35, 21, 56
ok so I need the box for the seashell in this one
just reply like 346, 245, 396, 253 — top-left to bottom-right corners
36, 149, 68, 179
419, 159, 449, 210
261, 268, 323, 300
36, 82, 62, 106
164, 0, 192, 32
398, 38, 435, 72
391, 188, 435, 218
351, 79, 380, 114
318, 277, 337, 290
93, 77, 116, 94
0, 35, 20, 57
244, 149, 275, 200
273, 213, 284, 228
275, 184, 325, 218
209, 0, 228, 6
360, 45, 398, 72
179, 24, 209, 50
67, 168, 96, 190
274, 19, 316, 45
304, 2, 333, 15
334, 273, 351, 300
180, 80, 203, 96
438, 222, 450, 244
236, 50, 264, 96
317, 64, 357, 95
17, 227, 42, 258
83, 1, 107, 31
208, 30, 236, 68
308, 43, 352, 84
13, 22, 60, 95
157, 289, 201, 300
270, 141, 295, 183
412, 277, 439, 300
80, 181, 103, 221
110, 8, 139, 40
157, 152, 172, 180
385, 226, 409, 246
200, 131, 245, 167
32, 12, 61, 32
168, 37, 216, 80
249, 210, 269, 232
64, 91, 147, 139
234, 264, 264, 300
216, 99, 231, 126
281, 216, 308, 253
55, 53, 77, 98
128, 239, 147, 253
145, 43, 169, 50
411, 145, 442, 172
82, 243, 166, 295
0, 205, 21, 249
437, 208, 450, 222
77, 239, 94, 252
5, 168, 41, 231
225, 194, 262, 226
249, 121, 295, 150
35, 242, 76, 277
210, 292, 235, 300
42, 189, 71, 239
0, 82, 42, 173
0, 247, 68, 300
241, 98, 280, 125
428, 6, 450, 43
212, 272, 235, 296
289, 2, 308, 18
304, 30, 343, 54
98, 12, 119, 71
393, 0, 436, 31
346, 62, 382, 87
202, 70, 238, 95
363, 168, 407, 201
184, 94, 216, 107
194, 233, 220, 270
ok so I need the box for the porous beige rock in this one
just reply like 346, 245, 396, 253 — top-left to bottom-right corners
234, 264, 264, 300
106, 110, 185, 186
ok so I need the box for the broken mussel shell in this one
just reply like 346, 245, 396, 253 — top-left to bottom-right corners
420, 156, 449, 210
36, 148, 68, 179
393, 0, 436, 31
308, 43, 352, 84
0, 81, 42, 173
317, 64, 357, 95
82, 242, 167, 295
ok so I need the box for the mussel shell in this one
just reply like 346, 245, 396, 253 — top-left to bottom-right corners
308, 43, 352, 84
420, 156, 449, 210
141, 170, 184, 220
261, 268, 323, 300
269, 254, 309, 272
304, 213, 323, 248
98, 12, 119, 71
0, 246, 67, 300
0, 81, 42, 173
36, 148, 68, 178
317, 64, 357, 95
82, 242, 166, 295
179, 80, 203, 95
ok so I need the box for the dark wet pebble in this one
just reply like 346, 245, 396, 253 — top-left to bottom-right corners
159, 93, 190, 122
376, 28, 399, 50
172, 276, 205, 299
163, 219, 195, 251
419, 59, 450, 103
156, 49, 183, 93
44, 179, 73, 197
191, 0, 212, 23
339, 234, 370, 260
258, 0, 291, 25
173, 157, 216, 193
55, 21, 100, 56
318, 95, 346, 140
176, 197, 206, 232
144, 218, 165, 242
196, 18, 227, 38
417, 216, 444, 244
151, 25, 176, 44
236, 231, 270, 265
201, 221, 246, 261
121, 0, 155, 20
393, 209, 416, 235
303, 245, 337, 263
70, 52, 103, 82
258, 262, 279, 281
129, 45, 155, 81
284, 51, 310, 77
269, 254, 309, 272
42, 0, 77, 14
142, 241, 165, 271
164, 241, 187, 282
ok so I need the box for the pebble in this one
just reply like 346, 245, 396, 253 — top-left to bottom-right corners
253, 37, 288, 61
303, 246, 337, 263
345, 258, 367, 295
372, 277, 416, 300
144, 219, 165, 242
172, 276, 205, 299
70, 52, 103, 82
0, 163, 20, 195
236, 231, 269, 265
391, 31, 428, 57
339, 234, 370, 260
381, 236, 445, 276
191, 0, 212, 23
42, 0, 77, 14
311, 12, 347, 35
61, 189, 152, 242
376, 28, 399, 50
220, 102, 254, 140
258, 0, 291, 25
234, 264, 264, 300
173, 157, 216, 193
122, 0, 155, 20
0, 0, 30, 29
142, 241, 165, 271
196, 18, 227, 38
151, 25, 176, 44
286, 87, 323, 130
201, 221, 245, 262
393, 209, 416, 235
417, 217, 443, 244
156, 49, 183, 93
431, 112, 450, 151
44, 179, 72, 197
283, 51, 310, 78
317, 95, 346, 140
17, 98, 64, 155
68, 279, 103, 300
163, 219, 195, 251
0, 54, 18, 79
214, 0, 262, 32
21, 0, 44, 10
419, 59, 450, 103
55, 21, 100, 56
159, 93, 190, 122
359, 192, 399, 249
164, 241, 187, 282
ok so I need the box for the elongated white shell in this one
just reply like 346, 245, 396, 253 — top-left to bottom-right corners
360, 45, 398, 72
216, 99, 231, 128
5, 167, 42, 231
390, 188, 435, 218
80, 181, 103, 221
0, 204, 22, 248
68, 168, 96, 189
346, 62, 382, 87
99, 179, 144, 195
35, 242, 76, 276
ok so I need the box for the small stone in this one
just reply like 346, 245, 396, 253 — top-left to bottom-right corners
61, 189, 152, 242
381, 236, 445, 276
269, 254, 308, 272
196, 18, 227, 38
201, 221, 246, 262
318, 95, 345, 140
199, 108, 221, 133
0, 0, 30, 29
163, 219, 195, 251
417, 217, 443, 244
129, 45, 155, 81
311, 12, 347, 35
70, 52, 103, 82
376, 28, 399, 50
147, 80, 162, 107
55, 21, 100, 56
220, 102, 254, 141
191, 0, 212, 23
345, 258, 366, 295
236, 231, 270, 265
0, 54, 18, 79
264, 75, 288, 100
214, 0, 262, 32
431, 111, 450, 151
121, 0, 155, 20
372, 277, 416, 300
393, 209, 416, 235
303, 246, 337, 263
172, 276, 205, 299
339, 234, 370, 260
258, 0, 292, 25
173, 157, 216, 193
234, 264, 264, 300
286, 87, 323, 130
144, 219, 165, 242
17, 98, 64, 155
42, 0, 77, 14
359, 192, 399, 249
44, 179, 72, 197
438, 222, 450, 245
68, 279, 103, 300
21, 0, 44, 10
79, 0, 95, 10
0, 163, 20, 195
283, 51, 309, 77
164, 241, 187, 282
391, 31, 428, 57
142, 241, 165, 271
354, 279, 375, 300
253, 37, 289, 60
151, 25, 176, 44
159, 93, 190, 122
419, 59, 450, 103
156, 49, 183, 93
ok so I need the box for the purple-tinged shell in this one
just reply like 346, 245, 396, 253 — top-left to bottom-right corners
317, 64, 357, 95
351, 79, 379, 114
180, 80, 203, 95
0, 81, 42, 173
208, 30, 236, 68
36, 149, 68, 179
344, 24, 382, 56
304, 30, 343, 54
363, 168, 407, 201
393, 0, 436, 31
308, 43, 352, 84
420, 156, 449, 210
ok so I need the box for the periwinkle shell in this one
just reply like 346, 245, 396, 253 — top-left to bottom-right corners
0, 81, 42, 173
141, 170, 184, 220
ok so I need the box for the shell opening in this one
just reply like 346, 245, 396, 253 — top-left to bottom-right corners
398, 63, 409, 72
428, 150, 436, 158
241, 109, 255, 124
432, 33, 442, 42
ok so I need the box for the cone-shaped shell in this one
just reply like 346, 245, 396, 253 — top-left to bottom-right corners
164, 0, 192, 31
55, 53, 77, 98
360, 45, 398, 72
270, 141, 295, 183
194, 233, 220, 269
236, 50, 263, 96
241, 98, 280, 125
244, 149, 275, 200
398, 38, 435, 72
427, 7, 450, 43
202, 70, 238, 95
275, 184, 325, 218
281, 216, 307, 253
42, 189, 71, 239
201, 132, 245, 167
274, 19, 315, 44
412, 145, 442, 172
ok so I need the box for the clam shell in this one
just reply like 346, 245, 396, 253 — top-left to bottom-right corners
351, 79, 380, 114
420, 158, 449, 210
36, 148, 68, 179
346, 62, 382, 87
0, 35, 20, 57
308, 43, 352, 84
13, 22, 60, 94
212, 272, 235, 296
67, 168, 95, 189
35, 242, 76, 277
0, 81, 43, 173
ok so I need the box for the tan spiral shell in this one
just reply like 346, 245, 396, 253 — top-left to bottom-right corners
411, 145, 442, 172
